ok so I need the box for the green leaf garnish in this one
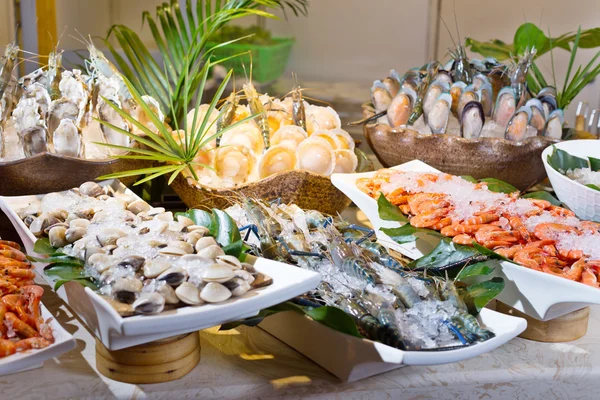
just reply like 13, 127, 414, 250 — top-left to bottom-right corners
377, 193, 408, 222
33, 238, 55, 255
460, 277, 505, 313
547, 146, 588, 173
478, 178, 518, 194
455, 262, 495, 282
305, 306, 362, 338
522, 191, 561, 206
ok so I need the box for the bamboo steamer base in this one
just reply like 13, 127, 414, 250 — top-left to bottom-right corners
496, 302, 590, 342
95, 333, 201, 384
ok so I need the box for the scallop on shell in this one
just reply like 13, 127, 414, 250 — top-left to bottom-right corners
310, 130, 342, 149
296, 137, 336, 176
329, 128, 355, 151
258, 145, 297, 179
332, 149, 358, 173
305, 105, 341, 135
270, 125, 307, 148
213, 145, 257, 184
219, 122, 265, 155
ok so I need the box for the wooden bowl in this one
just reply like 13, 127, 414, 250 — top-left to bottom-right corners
0, 153, 152, 196
171, 169, 352, 215
362, 103, 558, 190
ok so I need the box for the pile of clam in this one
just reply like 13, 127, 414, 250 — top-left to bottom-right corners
19, 181, 271, 316
182, 83, 358, 189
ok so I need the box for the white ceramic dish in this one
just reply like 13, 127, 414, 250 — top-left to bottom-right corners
0, 180, 321, 350
542, 139, 600, 222
332, 160, 600, 321
260, 307, 526, 382
0, 304, 76, 376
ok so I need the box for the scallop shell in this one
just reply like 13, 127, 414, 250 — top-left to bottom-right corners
186, 105, 219, 146
271, 125, 307, 148
310, 130, 342, 149
219, 122, 265, 155
329, 128, 355, 151
296, 137, 336, 176
213, 145, 257, 184
332, 149, 358, 174
305, 105, 341, 135
258, 145, 297, 179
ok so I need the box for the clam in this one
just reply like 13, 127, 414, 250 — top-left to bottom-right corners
201, 264, 236, 283
257, 145, 297, 179
200, 282, 232, 303
49, 225, 69, 248
65, 226, 86, 243
186, 230, 204, 247
159, 246, 187, 257
505, 106, 532, 142
332, 149, 358, 174
251, 272, 273, 289
167, 240, 194, 254
19, 125, 49, 157
296, 137, 336, 176
69, 218, 90, 229
133, 292, 165, 315
29, 213, 61, 237
127, 199, 150, 215
544, 109, 564, 139
195, 237, 219, 252
427, 93, 452, 134
271, 125, 307, 148
223, 277, 251, 297
155, 211, 174, 222
305, 105, 341, 135
88, 253, 114, 273
157, 266, 187, 286
143, 258, 171, 278
216, 255, 242, 270
371, 80, 392, 113
97, 228, 126, 246
235, 269, 255, 284
175, 282, 204, 305
49, 209, 68, 221
492, 87, 517, 128
461, 101, 485, 139
330, 128, 355, 151
103, 244, 118, 254
214, 145, 257, 184
220, 122, 265, 155
43, 222, 68, 236
146, 207, 166, 216
156, 281, 180, 304
241, 262, 257, 274
79, 182, 104, 197
112, 277, 143, 304
177, 215, 194, 227
423, 79, 449, 117
118, 255, 145, 271
187, 225, 210, 234
387, 89, 414, 127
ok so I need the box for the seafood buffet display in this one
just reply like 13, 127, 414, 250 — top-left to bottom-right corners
227, 199, 500, 350
368, 49, 563, 141
0, 239, 55, 358
357, 169, 600, 287
185, 80, 358, 189
0, 41, 163, 162
15, 181, 271, 316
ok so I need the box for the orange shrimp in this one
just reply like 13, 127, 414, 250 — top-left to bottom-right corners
548, 205, 575, 217
0, 339, 17, 357
399, 204, 411, 215
508, 216, 532, 242
408, 193, 445, 215
453, 234, 475, 245
542, 258, 585, 281
454, 224, 499, 234
16, 337, 51, 351
0, 240, 21, 251
416, 199, 450, 214
533, 223, 579, 241
1, 267, 36, 280
475, 229, 518, 249
0, 248, 27, 262
0, 279, 19, 295
440, 225, 458, 237
431, 217, 452, 230
464, 213, 500, 225
582, 268, 599, 288
513, 248, 543, 271
387, 188, 410, 205
4, 312, 37, 338
416, 173, 439, 187
529, 199, 552, 210
557, 248, 584, 261
580, 221, 600, 234
0, 257, 32, 268
495, 245, 523, 259
410, 208, 449, 228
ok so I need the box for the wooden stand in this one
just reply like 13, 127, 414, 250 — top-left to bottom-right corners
96, 333, 201, 384
496, 302, 590, 342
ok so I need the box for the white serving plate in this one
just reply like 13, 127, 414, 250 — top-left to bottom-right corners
542, 139, 600, 222
332, 160, 600, 321
0, 180, 321, 350
0, 304, 76, 376
260, 307, 526, 382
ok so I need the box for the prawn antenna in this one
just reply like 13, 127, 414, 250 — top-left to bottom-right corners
440, 16, 456, 47
453, 1, 462, 45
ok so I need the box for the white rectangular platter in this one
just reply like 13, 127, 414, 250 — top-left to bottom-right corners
260, 307, 526, 382
0, 304, 76, 376
0, 180, 321, 350
331, 159, 600, 321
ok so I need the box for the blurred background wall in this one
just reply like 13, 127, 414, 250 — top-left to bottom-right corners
3, 0, 600, 125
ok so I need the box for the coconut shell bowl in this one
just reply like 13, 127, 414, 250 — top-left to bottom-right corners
171, 169, 352, 215
0, 154, 152, 196
362, 103, 558, 191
